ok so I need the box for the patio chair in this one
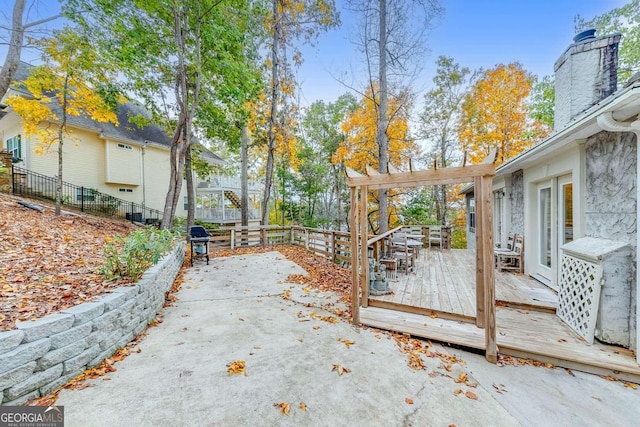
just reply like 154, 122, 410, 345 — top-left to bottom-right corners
497, 235, 524, 273
392, 235, 415, 273
428, 226, 442, 250
494, 232, 516, 267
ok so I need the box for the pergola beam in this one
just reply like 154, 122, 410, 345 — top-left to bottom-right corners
346, 163, 495, 189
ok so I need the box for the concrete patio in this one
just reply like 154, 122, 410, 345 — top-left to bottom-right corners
55, 251, 640, 426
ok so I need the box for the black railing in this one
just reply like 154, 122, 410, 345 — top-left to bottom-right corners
12, 166, 163, 224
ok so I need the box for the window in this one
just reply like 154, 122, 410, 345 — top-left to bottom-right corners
117, 143, 133, 150
76, 188, 96, 202
468, 197, 476, 231
6, 135, 21, 161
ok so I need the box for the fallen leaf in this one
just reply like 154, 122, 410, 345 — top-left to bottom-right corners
453, 389, 463, 395
405, 398, 414, 405
492, 383, 508, 393
338, 337, 355, 348
299, 402, 308, 411
465, 391, 478, 400
274, 402, 290, 416
227, 360, 246, 376
332, 364, 351, 376
454, 373, 468, 383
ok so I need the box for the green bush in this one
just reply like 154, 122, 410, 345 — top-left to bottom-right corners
451, 227, 467, 249
101, 226, 179, 280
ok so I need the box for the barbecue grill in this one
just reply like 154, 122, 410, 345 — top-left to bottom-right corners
189, 226, 210, 266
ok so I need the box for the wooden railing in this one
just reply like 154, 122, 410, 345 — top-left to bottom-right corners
208, 225, 353, 265
207, 224, 450, 265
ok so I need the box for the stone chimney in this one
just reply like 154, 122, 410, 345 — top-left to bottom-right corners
554, 29, 621, 130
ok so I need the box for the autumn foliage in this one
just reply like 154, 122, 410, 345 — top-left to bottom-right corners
457, 63, 546, 165
333, 85, 419, 171
7, 27, 122, 154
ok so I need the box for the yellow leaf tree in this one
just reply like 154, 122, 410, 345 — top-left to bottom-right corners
7, 26, 122, 215
333, 86, 420, 230
457, 63, 539, 165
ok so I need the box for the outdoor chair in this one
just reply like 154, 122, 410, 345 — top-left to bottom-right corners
497, 234, 524, 273
428, 226, 442, 250
494, 232, 516, 267
392, 235, 415, 273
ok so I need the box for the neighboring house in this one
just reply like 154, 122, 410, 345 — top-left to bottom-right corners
465, 30, 640, 359
0, 61, 260, 224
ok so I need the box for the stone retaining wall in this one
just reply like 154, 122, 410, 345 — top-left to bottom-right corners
0, 242, 185, 405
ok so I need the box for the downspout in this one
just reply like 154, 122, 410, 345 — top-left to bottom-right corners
596, 111, 640, 363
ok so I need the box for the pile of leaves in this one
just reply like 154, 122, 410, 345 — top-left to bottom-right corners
0, 194, 138, 331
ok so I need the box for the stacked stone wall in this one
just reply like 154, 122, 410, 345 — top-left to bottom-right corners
0, 243, 185, 405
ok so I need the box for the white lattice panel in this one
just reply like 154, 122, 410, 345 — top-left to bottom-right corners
557, 254, 603, 344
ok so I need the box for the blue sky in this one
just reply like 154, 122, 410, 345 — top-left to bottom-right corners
2, 0, 630, 107
296, 0, 629, 106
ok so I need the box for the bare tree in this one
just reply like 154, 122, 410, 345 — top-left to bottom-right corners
0, 0, 62, 98
347, 0, 442, 233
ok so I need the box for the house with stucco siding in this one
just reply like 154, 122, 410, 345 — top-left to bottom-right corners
464, 30, 640, 362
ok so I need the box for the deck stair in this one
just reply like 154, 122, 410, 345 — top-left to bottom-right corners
224, 190, 242, 208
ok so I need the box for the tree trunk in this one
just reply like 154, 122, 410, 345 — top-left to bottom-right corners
0, 0, 25, 99
55, 76, 70, 216
0, 1, 61, 99
262, 0, 281, 226
185, 142, 195, 233
377, 0, 389, 234
240, 123, 250, 245
241, 124, 249, 227
440, 135, 447, 224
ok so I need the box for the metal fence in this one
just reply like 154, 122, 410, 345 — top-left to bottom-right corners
12, 166, 163, 224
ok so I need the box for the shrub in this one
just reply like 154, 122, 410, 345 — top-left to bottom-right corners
451, 227, 467, 249
101, 226, 179, 280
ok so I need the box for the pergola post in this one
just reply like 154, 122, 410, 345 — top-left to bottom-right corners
481, 174, 497, 362
350, 187, 360, 324
344, 150, 496, 360
474, 176, 485, 329
360, 185, 369, 308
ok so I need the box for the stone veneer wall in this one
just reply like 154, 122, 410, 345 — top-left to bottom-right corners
510, 170, 524, 235
585, 130, 637, 350
0, 242, 185, 405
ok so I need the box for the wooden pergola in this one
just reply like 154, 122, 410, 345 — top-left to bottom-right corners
345, 154, 498, 362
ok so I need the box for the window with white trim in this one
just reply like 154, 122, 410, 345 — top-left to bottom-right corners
6, 135, 21, 160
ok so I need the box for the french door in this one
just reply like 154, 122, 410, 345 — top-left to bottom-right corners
535, 175, 573, 290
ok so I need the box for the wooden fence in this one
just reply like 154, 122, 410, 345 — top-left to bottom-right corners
208, 225, 353, 265
207, 224, 452, 266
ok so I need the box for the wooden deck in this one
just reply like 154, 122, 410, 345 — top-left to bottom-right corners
363, 248, 640, 382
371, 248, 557, 315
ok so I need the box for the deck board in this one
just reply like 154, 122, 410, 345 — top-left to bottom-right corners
363, 248, 640, 382
372, 248, 556, 315
360, 306, 640, 382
